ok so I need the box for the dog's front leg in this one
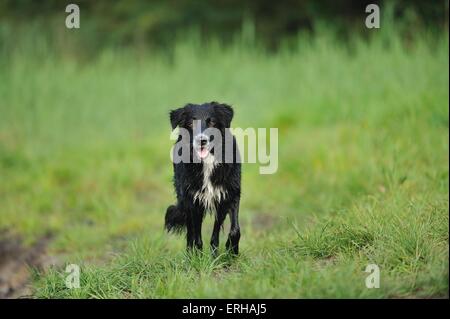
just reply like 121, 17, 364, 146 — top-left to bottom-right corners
186, 212, 195, 251
192, 209, 203, 251
210, 209, 227, 257
185, 202, 204, 252
226, 199, 241, 255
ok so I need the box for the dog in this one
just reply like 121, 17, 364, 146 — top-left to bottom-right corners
165, 101, 241, 255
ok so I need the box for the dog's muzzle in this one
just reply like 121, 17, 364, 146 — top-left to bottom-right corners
194, 134, 210, 159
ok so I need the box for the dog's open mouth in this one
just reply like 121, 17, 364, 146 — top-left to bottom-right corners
197, 146, 210, 159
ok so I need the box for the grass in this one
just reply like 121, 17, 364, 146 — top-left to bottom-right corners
0, 22, 448, 298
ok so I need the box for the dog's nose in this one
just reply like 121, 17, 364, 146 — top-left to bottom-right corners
195, 134, 209, 147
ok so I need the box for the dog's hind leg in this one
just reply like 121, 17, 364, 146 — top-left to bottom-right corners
226, 199, 240, 255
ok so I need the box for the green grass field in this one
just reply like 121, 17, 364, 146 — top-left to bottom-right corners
0, 24, 448, 298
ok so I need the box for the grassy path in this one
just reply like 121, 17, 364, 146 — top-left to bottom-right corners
0, 29, 448, 298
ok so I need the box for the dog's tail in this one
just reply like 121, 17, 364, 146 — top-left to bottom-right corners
165, 205, 186, 234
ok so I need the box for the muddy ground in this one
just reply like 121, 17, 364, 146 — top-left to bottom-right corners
0, 230, 56, 298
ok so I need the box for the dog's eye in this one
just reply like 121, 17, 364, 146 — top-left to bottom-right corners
208, 119, 216, 127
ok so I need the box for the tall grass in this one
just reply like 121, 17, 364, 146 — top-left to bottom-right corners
0, 20, 448, 297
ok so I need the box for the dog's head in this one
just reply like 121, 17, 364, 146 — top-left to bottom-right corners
170, 102, 233, 160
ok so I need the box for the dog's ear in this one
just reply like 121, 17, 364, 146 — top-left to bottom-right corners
169, 106, 186, 129
212, 102, 234, 127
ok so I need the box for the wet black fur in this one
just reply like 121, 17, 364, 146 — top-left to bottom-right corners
165, 102, 241, 255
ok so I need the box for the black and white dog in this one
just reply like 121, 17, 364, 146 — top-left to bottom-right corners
165, 102, 241, 255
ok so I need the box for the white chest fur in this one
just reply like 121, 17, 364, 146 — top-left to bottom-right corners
193, 155, 227, 212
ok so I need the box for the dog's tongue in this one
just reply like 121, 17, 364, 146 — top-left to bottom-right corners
198, 148, 209, 159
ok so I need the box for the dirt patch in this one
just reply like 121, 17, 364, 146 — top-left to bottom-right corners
251, 213, 278, 231
0, 230, 56, 299
312, 255, 337, 270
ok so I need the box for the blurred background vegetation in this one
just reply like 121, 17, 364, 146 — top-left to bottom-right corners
0, 0, 448, 59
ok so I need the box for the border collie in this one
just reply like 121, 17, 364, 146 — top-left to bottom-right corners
165, 102, 241, 255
